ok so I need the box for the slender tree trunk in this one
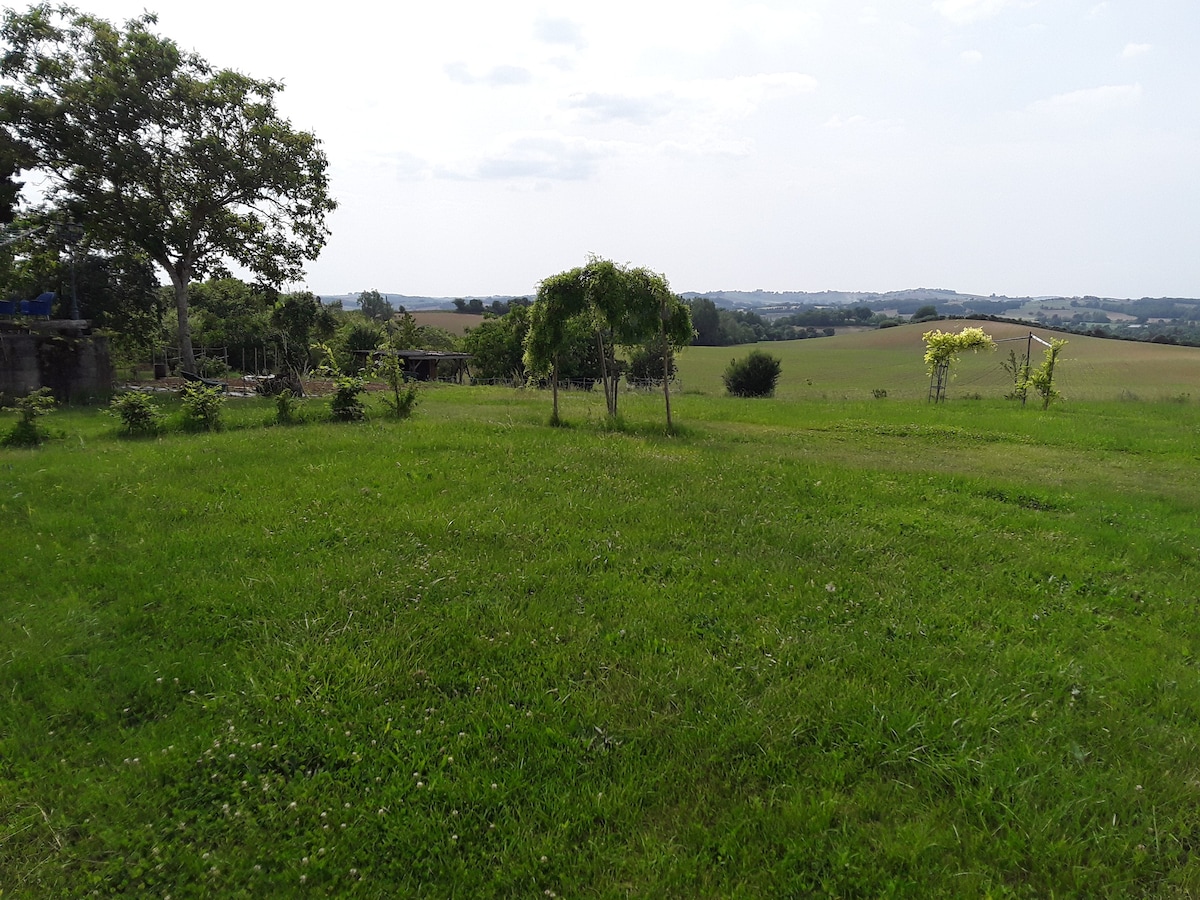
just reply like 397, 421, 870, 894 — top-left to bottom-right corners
167, 265, 196, 372
596, 331, 617, 417
551, 354, 560, 423
662, 343, 673, 431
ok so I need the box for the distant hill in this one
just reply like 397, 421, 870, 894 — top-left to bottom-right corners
320, 289, 1200, 319
321, 293, 527, 312
679, 288, 1038, 310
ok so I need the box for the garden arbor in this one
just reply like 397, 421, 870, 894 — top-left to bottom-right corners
524, 258, 693, 428
922, 326, 996, 402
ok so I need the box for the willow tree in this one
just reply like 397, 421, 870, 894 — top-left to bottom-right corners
1, 5, 335, 372
622, 264, 693, 430
922, 326, 995, 402
524, 257, 692, 428
523, 266, 587, 425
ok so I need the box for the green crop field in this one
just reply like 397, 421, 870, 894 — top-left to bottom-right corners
678, 321, 1200, 403
2, 330, 1200, 897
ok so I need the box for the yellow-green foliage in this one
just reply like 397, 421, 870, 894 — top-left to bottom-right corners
1028, 337, 1068, 408
922, 326, 996, 374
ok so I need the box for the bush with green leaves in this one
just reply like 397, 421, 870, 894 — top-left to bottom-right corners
628, 337, 677, 385
192, 355, 229, 379
274, 388, 303, 425
315, 343, 367, 422
178, 382, 225, 431
1029, 338, 1068, 409
1001, 349, 1030, 402
370, 346, 421, 419
329, 375, 366, 422
109, 391, 163, 436
2, 387, 55, 446
336, 320, 385, 373
723, 350, 782, 398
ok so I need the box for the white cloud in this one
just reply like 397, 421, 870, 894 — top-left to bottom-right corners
732, 4, 822, 44
656, 138, 754, 159
534, 15, 585, 49
444, 63, 533, 87
821, 114, 904, 133
960, 49, 984, 64
567, 92, 676, 125
1028, 83, 1142, 115
823, 115, 868, 129
563, 72, 816, 128
1121, 43, 1152, 60
933, 0, 1032, 24
692, 72, 818, 118
440, 133, 618, 182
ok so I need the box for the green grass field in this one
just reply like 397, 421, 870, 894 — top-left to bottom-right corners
678, 320, 1200, 402
2, 327, 1200, 897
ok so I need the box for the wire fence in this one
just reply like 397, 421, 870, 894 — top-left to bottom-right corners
464, 376, 679, 392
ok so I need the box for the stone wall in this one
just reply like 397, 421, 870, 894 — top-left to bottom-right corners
0, 324, 113, 401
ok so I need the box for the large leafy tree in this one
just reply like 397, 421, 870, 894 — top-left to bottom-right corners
0, 129, 29, 224
0, 4, 335, 371
356, 289, 394, 323
189, 277, 276, 370
269, 290, 336, 379
462, 304, 532, 382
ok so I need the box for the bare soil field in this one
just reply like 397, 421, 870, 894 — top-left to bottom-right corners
411, 310, 483, 335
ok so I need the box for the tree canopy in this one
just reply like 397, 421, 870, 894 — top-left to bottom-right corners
357, 289, 394, 323
524, 257, 692, 428
0, 4, 335, 370
0, 130, 29, 225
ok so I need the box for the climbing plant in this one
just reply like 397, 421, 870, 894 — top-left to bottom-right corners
1028, 338, 1068, 409
922, 326, 995, 402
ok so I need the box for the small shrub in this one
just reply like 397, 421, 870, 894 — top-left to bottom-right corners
1000, 348, 1029, 401
109, 391, 163, 436
275, 388, 303, 425
1028, 338, 1067, 409
178, 382, 225, 431
315, 341, 367, 422
329, 375, 367, 422
723, 351, 782, 398
384, 381, 419, 419
2, 387, 55, 446
255, 373, 304, 397
370, 350, 421, 419
193, 355, 229, 379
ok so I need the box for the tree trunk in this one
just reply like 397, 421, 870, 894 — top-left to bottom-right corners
167, 266, 196, 372
551, 354, 560, 424
662, 343, 673, 431
595, 331, 610, 416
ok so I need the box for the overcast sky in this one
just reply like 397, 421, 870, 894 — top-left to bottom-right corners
41, 0, 1200, 299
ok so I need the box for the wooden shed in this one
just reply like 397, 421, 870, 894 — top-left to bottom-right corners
379, 349, 472, 383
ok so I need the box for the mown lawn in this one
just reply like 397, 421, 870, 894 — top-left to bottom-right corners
2, 377, 1200, 897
